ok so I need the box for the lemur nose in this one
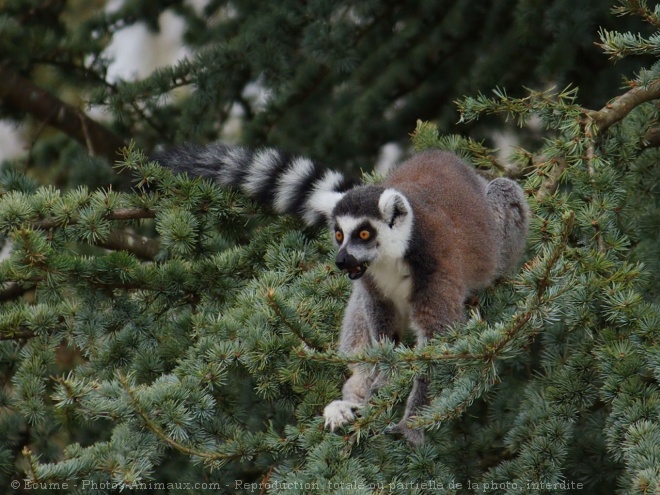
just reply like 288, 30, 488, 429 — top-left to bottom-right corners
335, 249, 359, 270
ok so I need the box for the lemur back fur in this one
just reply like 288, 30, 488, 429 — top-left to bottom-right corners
155, 145, 530, 446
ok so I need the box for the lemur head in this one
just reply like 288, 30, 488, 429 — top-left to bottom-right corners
329, 186, 414, 280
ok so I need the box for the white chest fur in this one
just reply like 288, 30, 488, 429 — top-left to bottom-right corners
367, 256, 413, 316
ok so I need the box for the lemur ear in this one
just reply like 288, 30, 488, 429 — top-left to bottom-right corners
379, 189, 410, 228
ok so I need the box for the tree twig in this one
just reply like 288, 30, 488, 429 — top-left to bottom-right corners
535, 157, 567, 201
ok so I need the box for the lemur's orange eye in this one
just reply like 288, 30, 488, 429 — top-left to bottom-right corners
335, 231, 344, 243
359, 230, 370, 240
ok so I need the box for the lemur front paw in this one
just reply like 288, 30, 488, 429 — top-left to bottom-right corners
323, 400, 360, 431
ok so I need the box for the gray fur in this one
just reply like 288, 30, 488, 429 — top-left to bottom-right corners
156, 145, 530, 446
333, 186, 384, 219
487, 178, 530, 276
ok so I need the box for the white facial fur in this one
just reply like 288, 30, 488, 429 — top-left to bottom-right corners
334, 215, 379, 263
334, 189, 415, 305
334, 189, 414, 262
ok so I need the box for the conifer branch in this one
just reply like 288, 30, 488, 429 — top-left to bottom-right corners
22, 446, 40, 481
0, 65, 126, 163
612, 0, 660, 30
259, 466, 276, 495
585, 80, 660, 133
117, 372, 232, 460
266, 289, 325, 351
29, 207, 159, 259
117, 373, 274, 463
31, 207, 156, 229
99, 230, 160, 260
409, 366, 494, 429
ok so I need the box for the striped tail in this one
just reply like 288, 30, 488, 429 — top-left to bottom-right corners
153, 143, 356, 226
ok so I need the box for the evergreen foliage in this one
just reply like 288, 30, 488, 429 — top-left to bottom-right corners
0, 1, 659, 494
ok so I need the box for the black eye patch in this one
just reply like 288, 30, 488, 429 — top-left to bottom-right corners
351, 222, 377, 242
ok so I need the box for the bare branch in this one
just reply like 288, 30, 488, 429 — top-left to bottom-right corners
0, 282, 33, 303
99, 229, 160, 260
32, 207, 156, 229
641, 127, 660, 149
0, 65, 126, 163
586, 80, 660, 133
32, 207, 159, 260
0, 326, 35, 341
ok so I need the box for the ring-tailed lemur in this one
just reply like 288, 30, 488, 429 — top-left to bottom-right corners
155, 144, 530, 446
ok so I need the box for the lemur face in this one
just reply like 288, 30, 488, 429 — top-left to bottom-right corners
333, 217, 379, 279
331, 187, 413, 280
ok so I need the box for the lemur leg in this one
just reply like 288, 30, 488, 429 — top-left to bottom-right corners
324, 281, 399, 431
390, 375, 429, 446
391, 279, 466, 446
